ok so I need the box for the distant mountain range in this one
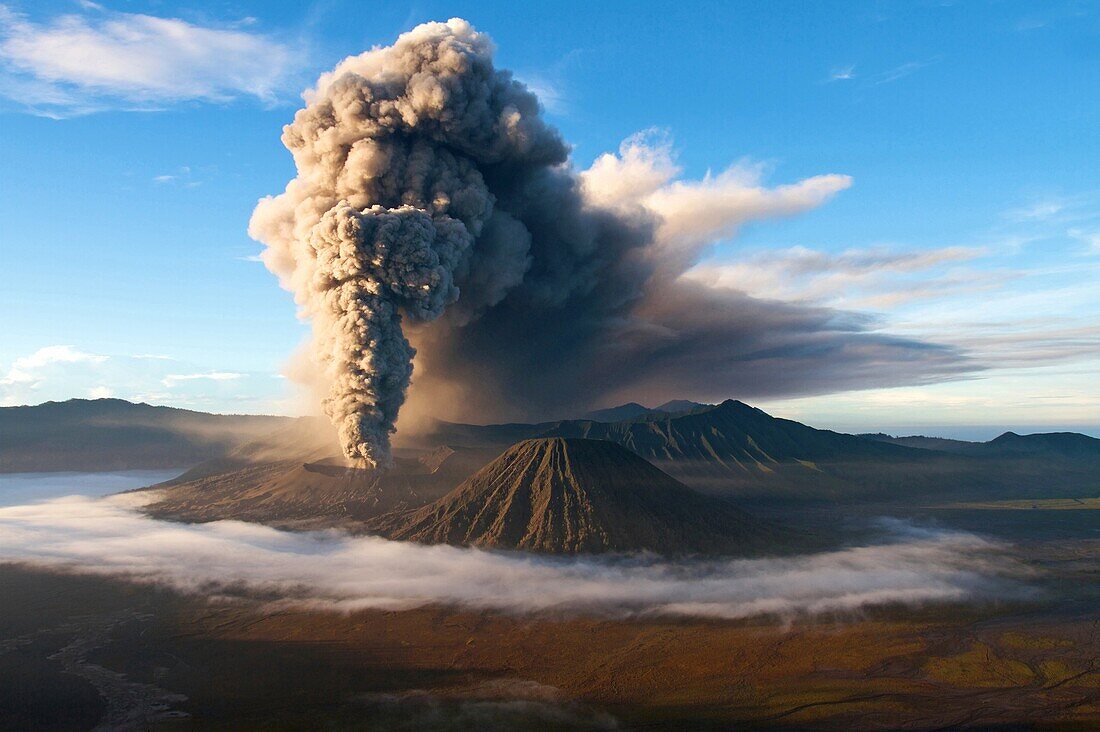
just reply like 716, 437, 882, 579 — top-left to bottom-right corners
549, 399, 919, 467
581, 400, 711, 422
7, 398, 1098, 511
427, 400, 1100, 502
0, 399, 289, 473
861, 431, 1100, 459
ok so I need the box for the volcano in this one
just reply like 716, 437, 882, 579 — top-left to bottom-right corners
140, 419, 500, 530
373, 438, 780, 555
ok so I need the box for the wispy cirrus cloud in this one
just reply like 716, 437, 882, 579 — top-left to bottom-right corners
0, 4, 298, 116
868, 57, 940, 86
161, 372, 246, 387
1069, 228, 1100, 254
688, 244, 991, 309
827, 64, 856, 81
1004, 193, 1100, 230
943, 321, 1100, 368
1002, 194, 1100, 255
152, 166, 200, 187
514, 48, 583, 116
1006, 197, 1070, 222
0, 345, 107, 386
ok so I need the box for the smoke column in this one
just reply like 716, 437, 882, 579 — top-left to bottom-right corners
305, 204, 471, 464
250, 19, 576, 466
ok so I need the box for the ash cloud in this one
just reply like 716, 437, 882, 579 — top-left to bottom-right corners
0, 495, 1027, 620
252, 18, 973, 459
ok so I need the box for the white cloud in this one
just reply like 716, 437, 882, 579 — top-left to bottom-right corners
0, 345, 107, 386
514, 48, 582, 116
932, 321, 1100, 369
687, 245, 990, 309
518, 73, 565, 115
828, 65, 856, 81
152, 165, 199, 187
1007, 198, 1068, 222
762, 359, 1100, 435
0, 348, 287, 413
0, 495, 1029, 620
1002, 194, 1100, 237
0, 5, 296, 116
869, 58, 938, 86
1069, 228, 1100, 254
580, 131, 852, 269
161, 372, 246, 387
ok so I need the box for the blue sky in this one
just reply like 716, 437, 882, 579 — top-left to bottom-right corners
1, 0, 1097, 437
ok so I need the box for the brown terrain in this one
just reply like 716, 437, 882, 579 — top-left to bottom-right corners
4, 399, 1100, 729
140, 419, 499, 530
142, 435, 793, 556
1, 554, 1098, 731
372, 437, 783, 555
143, 460, 454, 530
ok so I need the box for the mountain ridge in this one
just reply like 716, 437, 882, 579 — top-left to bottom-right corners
9, 398, 1098, 506
0, 398, 290, 473
861, 430, 1100, 459
581, 400, 712, 422
426, 401, 1100, 501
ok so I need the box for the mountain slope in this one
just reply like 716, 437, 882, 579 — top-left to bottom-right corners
373, 438, 781, 555
858, 433, 980, 453
157, 416, 341, 485
581, 400, 712, 422
982, 431, 1100, 459
431, 400, 923, 461
142, 460, 454, 528
427, 401, 1100, 502
142, 424, 500, 528
0, 399, 289, 473
582, 402, 653, 422
654, 399, 710, 414
861, 431, 1100, 460
541, 400, 923, 476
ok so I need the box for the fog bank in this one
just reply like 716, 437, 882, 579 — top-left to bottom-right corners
0, 495, 1028, 619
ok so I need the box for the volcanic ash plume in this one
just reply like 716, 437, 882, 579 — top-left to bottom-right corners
250, 19, 566, 466
252, 17, 966, 465
307, 204, 471, 465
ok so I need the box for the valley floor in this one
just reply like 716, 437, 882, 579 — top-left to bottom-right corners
1, 544, 1098, 731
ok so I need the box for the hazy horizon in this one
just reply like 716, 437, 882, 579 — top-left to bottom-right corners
5, 394, 1099, 442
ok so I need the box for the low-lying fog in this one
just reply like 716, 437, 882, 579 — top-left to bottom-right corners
0, 477, 1032, 620
0, 470, 184, 508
